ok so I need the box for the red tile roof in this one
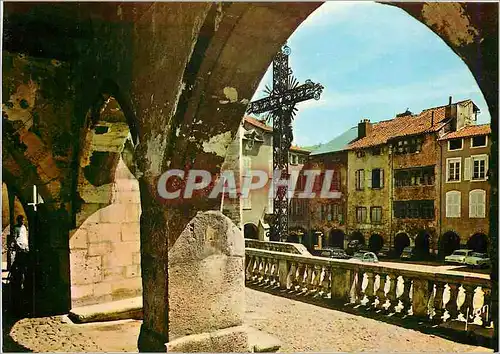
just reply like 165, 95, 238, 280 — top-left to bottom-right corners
438, 124, 491, 140
346, 106, 448, 150
243, 116, 272, 132
290, 145, 311, 154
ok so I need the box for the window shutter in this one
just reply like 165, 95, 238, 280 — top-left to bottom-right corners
464, 157, 471, 181
485, 155, 489, 178
478, 191, 486, 217
360, 170, 365, 189
469, 191, 477, 217
455, 192, 461, 217
367, 170, 372, 188
380, 169, 384, 188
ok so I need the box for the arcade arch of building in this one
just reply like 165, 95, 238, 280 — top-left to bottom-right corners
2, 2, 497, 351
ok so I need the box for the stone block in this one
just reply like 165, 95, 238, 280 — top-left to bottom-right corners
69, 229, 88, 250
110, 277, 142, 298
113, 190, 141, 204
103, 266, 126, 281
93, 282, 112, 297
87, 222, 121, 243
124, 203, 141, 222
125, 264, 140, 278
121, 222, 140, 241
99, 204, 127, 223
132, 252, 141, 265
88, 242, 112, 257
168, 211, 245, 339
70, 250, 102, 285
71, 284, 94, 300
166, 325, 249, 352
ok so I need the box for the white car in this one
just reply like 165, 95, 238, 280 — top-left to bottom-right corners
465, 252, 490, 268
444, 249, 474, 264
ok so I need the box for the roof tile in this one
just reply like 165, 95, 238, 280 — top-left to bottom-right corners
438, 124, 491, 140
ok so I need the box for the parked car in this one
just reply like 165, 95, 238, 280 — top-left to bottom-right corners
444, 249, 474, 264
464, 252, 490, 268
351, 251, 379, 263
346, 240, 362, 255
313, 248, 351, 260
400, 246, 416, 260
376, 246, 391, 259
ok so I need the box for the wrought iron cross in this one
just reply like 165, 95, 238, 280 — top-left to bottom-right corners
246, 44, 324, 242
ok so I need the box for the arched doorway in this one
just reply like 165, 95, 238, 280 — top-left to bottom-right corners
368, 234, 384, 253
440, 231, 461, 257
394, 232, 410, 256
350, 231, 365, 245
328, 229, 345, 249
414, 231, 431, 258
244, 223, 259, 240
467, 233, 488, 253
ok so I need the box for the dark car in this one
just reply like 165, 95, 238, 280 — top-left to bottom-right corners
400, 246, 415, 260
376, 246, 391, 259
346, 240, 362, 255
313, 248, 351, 260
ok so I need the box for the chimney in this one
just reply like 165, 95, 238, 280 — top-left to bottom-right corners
358, 119, 372, 139
449, 96, 452, 106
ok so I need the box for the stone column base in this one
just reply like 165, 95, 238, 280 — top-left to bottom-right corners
166, 325, 249, 352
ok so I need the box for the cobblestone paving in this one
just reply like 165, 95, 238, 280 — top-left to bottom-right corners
3, 288, 493, 352
245, 288, 492, 353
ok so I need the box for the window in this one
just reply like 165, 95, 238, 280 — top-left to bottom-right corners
330, 170, 341, 191
394, 167, 434, 187
393, 200, 434, 219
370, 207, 382, 224
469, 189, 486, 218
448, 138, 463, 151
356, 150, 365, 158
446, 157, 461, 182
372, 147, 381, 156
332, 203, 341, 222
471, 154, 488, 181
289, 153, 298, 165
394, 137, 422, 154
471, 135, 487, 148
371, 169, 384, 189
446, 191, 461, 218
356, 207, 367, 223
355, 169, 364, 190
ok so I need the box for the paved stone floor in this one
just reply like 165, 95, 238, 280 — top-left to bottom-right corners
3, 288, 492, 352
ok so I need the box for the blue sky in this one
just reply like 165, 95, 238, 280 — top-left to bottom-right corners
251, 1, 491, 147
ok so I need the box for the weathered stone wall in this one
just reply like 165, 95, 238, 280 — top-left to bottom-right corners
221, 126, 242, 228
69, 158, 141, 307
347, 147, 392, 246
391, 134, 440, 249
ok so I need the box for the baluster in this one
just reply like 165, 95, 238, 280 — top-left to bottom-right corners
481, 287, 492, 327
399, 277, 413, 316
271, 258, 279, 286
288, 262, 298, 290
462, 285, 476, 323
432, 282, 446, 324
304, 264, 314, 292
252, 256, 261, 281
354, 271, 364, 305
472, 287, 484, 325
375, 274, 387, 310
385, 273, 398, 313
446, 283, 460, 321
321, 266, 331, 298
364, 272, 376, 309
245, 255, 255, 281
258, 257, 266, 283
311, 265, 322, 295
296, 263, 307, 292
264, 257, 273, 284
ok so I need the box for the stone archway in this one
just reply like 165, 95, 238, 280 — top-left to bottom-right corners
440, 231, 461, 257
350, 231, 365, 245
467, 233, 488, 253
415, 230, 431, 258
394, 232, 411, 256
368, 234, 384, 253
328, 229, 345, 249
244, 223, 259, 240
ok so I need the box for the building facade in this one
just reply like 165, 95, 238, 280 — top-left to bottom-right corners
438, 124, 491, 256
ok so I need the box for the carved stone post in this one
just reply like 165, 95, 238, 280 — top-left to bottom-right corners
412, 278, 430, 318
432, 282, 446, 324
375, 274, 387, 310
446, 283, 460, 321
331, 267, 352, 303
364, 272, 376, 308
386, 273, 398, 313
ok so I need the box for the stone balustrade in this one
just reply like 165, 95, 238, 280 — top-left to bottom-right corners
245, 248, 493, 331
244, 239, 311, 255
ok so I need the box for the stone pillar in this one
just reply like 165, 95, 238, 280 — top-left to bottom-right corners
412, 278, 430, 318
167, 211, 248, 352
331, 267, 352, 302
278, 259, 289, 289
